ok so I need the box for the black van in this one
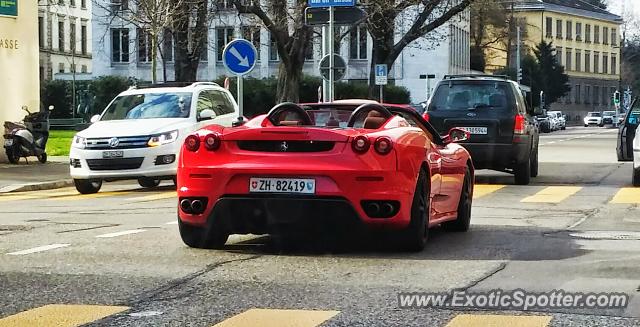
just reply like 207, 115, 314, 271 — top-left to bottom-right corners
425, 75, 541, 185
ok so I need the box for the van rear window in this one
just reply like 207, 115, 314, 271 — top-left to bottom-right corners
429, 82, 514, 111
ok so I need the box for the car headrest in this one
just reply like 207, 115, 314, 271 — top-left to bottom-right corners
279, 120, 303, 126
363, 117, 387, 129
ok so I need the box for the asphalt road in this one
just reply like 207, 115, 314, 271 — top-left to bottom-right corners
0, 126, 639, 326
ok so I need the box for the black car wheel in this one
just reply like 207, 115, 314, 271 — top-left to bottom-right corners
530, 147, 539, 178
443, 166, 472, 232
178, 218, 228, 249
398, 169, 429, 252
138, 177, 161, 188
74, 179, 102, 194
633, 168, 640, 187
514, 158, 531, 185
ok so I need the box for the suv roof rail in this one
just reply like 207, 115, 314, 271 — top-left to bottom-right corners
443, 74, 512, 80
134, 81, 220, 89
190, 82, 220, 87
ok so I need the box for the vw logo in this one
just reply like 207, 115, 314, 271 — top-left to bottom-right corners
108, 137, 120, 148
280, 141, 288, 152
467, 112, 477, 117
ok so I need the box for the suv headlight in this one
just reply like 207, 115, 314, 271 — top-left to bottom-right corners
148, 130, 178, 147
72, 135, 87, 149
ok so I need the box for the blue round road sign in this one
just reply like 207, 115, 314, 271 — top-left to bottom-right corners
222, 39, 257, 76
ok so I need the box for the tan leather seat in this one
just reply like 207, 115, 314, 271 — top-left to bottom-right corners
279, 120, 303, 126
363, 111, 387, 129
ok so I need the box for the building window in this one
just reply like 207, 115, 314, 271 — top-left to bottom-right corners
81, 25, 87, 55
70, 0, 75, 7
556, 47, 562, 66
58, 21, 65, 52
575, 49, 581, 72
585, 85, 591, 104
81, 0, 86, 9
70, 21, 76, 53
162, 29, 174, 62
556, 19, 563, 38
81, 65, 87, 73
269, 33, 278, 61
349, 26, 368, 60
603, 27, 609, 45
545, 17, 552, 38
594, 25, 600, 44
241, 26, 261, 61
216, 27, 234, 61
111, 28, 130, 63
38, 17, 44, 48
611, 28, 617, 46
58, 63, 65, 73
576, 22, 582, 41
566, 21, 572, 40
137, 28, 152, 63
575, 84, 581, 104
594, 52, 600, 73
565, 48, 572, 71
603, 54, 608, 74
593, 86, 600, 105
584, 50, 591, 73
585, 24, 591, 43
602, 87, 608, 105
612, 55, 617, 75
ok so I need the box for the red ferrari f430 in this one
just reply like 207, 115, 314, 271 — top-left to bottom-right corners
177, 101, 474, 251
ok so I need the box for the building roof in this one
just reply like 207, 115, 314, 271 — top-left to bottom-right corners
543, 0, 611, 16
515, 0, 622, 23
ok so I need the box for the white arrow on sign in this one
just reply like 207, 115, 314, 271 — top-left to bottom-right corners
229, 47, 249, 67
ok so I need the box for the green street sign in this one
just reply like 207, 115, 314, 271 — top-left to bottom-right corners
0, 0, 18, 17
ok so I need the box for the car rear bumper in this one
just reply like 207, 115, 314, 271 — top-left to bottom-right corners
461, 140, 530, 170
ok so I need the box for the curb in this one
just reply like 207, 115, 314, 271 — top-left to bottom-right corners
0, 179, 74, 193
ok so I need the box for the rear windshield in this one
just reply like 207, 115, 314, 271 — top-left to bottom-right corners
603, 111, 615, 115
429, 82, 514, 111
588, 112, 602, 117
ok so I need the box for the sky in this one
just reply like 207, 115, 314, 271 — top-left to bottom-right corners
606, 0, 640, 35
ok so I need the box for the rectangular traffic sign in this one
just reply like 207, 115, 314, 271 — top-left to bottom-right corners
305, 7, 365, 25
308, 0, 356, 8
375, 64, 387, 85
0, 0, 18, 16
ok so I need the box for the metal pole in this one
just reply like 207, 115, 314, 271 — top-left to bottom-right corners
329, 6, 334, 102
426, 77, 431, 100
322, 25, 329, 102
237, 76, 243, 119
516, 26, 521, 83
379, 85, 383, 103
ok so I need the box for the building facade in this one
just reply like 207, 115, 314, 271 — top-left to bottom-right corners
92, 1, 470, 103
39, 0, 92, 81
486, 0, 622, 121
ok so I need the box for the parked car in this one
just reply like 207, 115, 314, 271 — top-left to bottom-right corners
603, 111, 616, 125
536, 115, 552, 133
69, 82, 238, 194
547, 111, 566, 130
584, 112, 604, 127
424, 74, 540, 185
177, 101, 474, 251
547, 112, 560, 131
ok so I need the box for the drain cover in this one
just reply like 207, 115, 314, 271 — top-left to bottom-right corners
569, 231, 640, 240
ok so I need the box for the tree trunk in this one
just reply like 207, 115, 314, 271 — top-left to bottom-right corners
276, 61, 303, 103
151, 32, 158, 83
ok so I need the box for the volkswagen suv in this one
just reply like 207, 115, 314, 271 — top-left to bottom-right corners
69, 82, 238, 194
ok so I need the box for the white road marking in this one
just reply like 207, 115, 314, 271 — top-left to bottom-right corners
95, 229, 147, 238
7, 243, 70, 255
165, 221, 178, 225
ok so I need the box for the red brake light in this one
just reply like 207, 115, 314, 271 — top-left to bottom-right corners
185, 135, 200, 152
514, 114, 525, 134
203, 133, 221, 151
374, 137, 393, 155
422, 112, 430, 122
352, 136, 370, 154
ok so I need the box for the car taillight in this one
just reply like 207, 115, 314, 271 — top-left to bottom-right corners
514, 114, 525, 135
374, 137, 393, 155
422, 112, 430, 122
352, 135, 370, 154
203, 133, 221, 151
185, 135, 200, 152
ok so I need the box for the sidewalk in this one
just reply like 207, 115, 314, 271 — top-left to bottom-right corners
0, 156, 72, 193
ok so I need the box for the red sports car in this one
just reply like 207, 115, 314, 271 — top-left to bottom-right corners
177, 101, 474, 251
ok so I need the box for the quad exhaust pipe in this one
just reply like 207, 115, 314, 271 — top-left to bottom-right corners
180, 198, 207, 215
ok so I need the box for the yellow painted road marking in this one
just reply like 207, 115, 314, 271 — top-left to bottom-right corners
610, 188, 640, 204
0, 304, 129, 327
0, 195, 38, 202
212, 309, 340, 327
473, 184, 505, 199
49, 191, 133, 201
446, 314, 552, 327
127, 191, 176, 203
520, 186, 582, 203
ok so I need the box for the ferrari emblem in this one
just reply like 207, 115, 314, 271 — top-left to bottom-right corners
280, 141, 289, 152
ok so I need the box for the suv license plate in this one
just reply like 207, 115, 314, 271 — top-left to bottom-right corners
102, 150, 124, 158
249, 178, 315, 194
458, 127, 487, 135
4, 139, 13, 147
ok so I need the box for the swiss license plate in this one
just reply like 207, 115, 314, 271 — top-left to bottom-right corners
102, 150, 123, 158
249, 178, 315, 194
458, 127, 488, 135
4, 139, 13, 147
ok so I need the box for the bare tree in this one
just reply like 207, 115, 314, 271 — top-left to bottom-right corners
362, 0, 474, 96
232, 0, 313, 102
469, 0, 508, 72
173, 0, 210, 81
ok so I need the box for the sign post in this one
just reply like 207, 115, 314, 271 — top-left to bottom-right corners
375, 64, 388, 103
222, 39, 257, 125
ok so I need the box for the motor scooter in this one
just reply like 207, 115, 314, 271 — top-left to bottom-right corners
3, 106, 51, 164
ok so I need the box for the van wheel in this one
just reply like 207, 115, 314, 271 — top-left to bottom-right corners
443, 166, 472, 232
530, 148, 539, 178
74, 179, 102, 194
138, 177, 161, 188
514, 159, 531, 185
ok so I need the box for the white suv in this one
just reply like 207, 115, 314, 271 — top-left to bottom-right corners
69, 82, 238, 194
583, 112, 604, 127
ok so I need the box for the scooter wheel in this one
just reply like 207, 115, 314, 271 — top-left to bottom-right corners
37, 153, 47, 163
6, 149, 19, 164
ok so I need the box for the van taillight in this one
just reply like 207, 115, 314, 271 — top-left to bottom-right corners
422, 112, 430, 122
514, 114, 525, 134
